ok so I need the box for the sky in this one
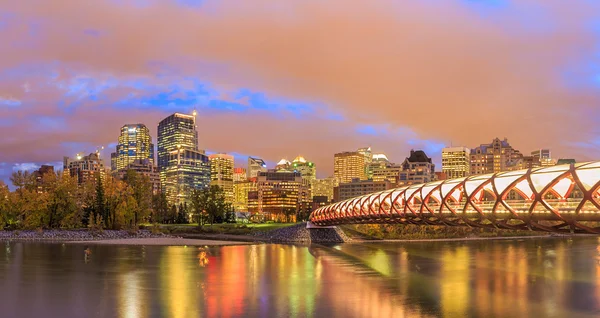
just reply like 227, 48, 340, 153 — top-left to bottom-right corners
1, 0, 600, 185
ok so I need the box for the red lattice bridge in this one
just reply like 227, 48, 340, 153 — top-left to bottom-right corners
309, 162, 600, 233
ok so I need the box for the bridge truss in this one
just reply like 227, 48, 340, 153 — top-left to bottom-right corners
309, 162, 600, 233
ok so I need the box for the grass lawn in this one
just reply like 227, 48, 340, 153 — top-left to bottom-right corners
144, 222, 298, 235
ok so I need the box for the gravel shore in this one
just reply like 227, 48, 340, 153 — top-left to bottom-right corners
0, 229, 170, 241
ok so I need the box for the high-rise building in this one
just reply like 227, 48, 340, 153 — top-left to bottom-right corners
357, 147, 373, 165
63, 152, 106, 185
233, 178, 257, 212
233, 167, 247, 182
442, 147, 471, 179
275, 159, 292, 171
157, 112, 199, 170
366, 153, 390, 179
162, 148, 210, 206
334, 179, 394, 202
311, 177, 336, 202
209, 154, 234, 205
247, 157, 267, 179
470, 138, 523, 175
113, 124, 154, 171
291, 156, 316, 181
398, 150, 436, 186
115, 159, 161, 195
157, 111, 210, 206
334, 150, 367, 184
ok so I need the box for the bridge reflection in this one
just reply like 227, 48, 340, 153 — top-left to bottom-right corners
310, 162, 600, 233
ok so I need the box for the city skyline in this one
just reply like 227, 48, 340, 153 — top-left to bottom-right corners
2, 1, 600, 186
0, 110, 581, 188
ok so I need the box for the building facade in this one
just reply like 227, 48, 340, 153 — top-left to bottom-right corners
470, 138, 523, 175
157, 112, 210, 206
334, 179, 394, 202
291, 156, 316, 181
209, 153, 234, 205
442, 147, 471, 179
63, 152, 106, 185
398, 150, 436, 186
366, 153, 390, 179
113, 124, 154, 171
247, 157, 267, 179
334, 150, 367, 184
157, 112, 199, 171
371, 164, 402, 184
161, 148, 210, 206
251, 171, 309, 222
233, 167, 247, 182
233, 178, 257, 212
311, 177, 336, 202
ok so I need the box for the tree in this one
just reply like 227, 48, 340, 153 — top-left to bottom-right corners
176, 203, 189, 224
123, 170, 152, 227
151, 192, 170, 223
0, 182, 15, 229
190, 186, 232, 226
10, 171, 35, 193
103, 174, 130, 229
94, 173, 106, 227
282, 207, 296, 223
44, 172, 79, 228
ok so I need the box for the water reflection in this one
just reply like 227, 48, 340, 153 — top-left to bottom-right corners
0, 238, 598, 317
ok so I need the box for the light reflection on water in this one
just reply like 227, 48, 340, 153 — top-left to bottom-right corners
0, 238, 599, 317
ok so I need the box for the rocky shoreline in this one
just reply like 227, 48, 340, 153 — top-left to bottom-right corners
254, 223, 351, 243
0, 229, 171, 241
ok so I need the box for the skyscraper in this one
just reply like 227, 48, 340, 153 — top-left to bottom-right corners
157, 111, 210, 206
334, 150, 367, 184
291, 156, 316, 181
442, 147, 471, 179
209, 153, 234, 205
247, 157, 267, 179
157, 112, 200, 169
113, 124, 154, 171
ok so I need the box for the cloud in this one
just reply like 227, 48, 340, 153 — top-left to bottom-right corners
0, 0, 599, 180
0, 96, 21, 107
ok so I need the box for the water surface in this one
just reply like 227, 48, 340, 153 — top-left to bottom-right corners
0, 237, 599, 317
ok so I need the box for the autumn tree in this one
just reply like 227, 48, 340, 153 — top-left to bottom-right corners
122, 170, 152, 227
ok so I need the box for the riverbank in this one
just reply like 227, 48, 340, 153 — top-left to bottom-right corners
0, 229, 170, 242
70, 237, 252, 246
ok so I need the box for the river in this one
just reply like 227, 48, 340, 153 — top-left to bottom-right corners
0, 237, 599, 317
